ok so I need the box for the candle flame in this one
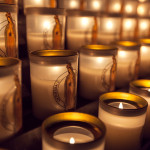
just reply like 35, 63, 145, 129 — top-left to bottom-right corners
70, 137, 75, 144
119, 102, 123, 109
148, 89, 150, 92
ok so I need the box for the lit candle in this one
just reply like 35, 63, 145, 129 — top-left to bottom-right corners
0, 57, 22, 142
66, 10, 100, 50
99, 15, 121, 44
86, 0, 103, 11
139, 38, 150, 77
79, 45, 117, 100
25, 8, 65, 52
137, 1, 149, 17
42, 112, 106, 150
29, 50, 78, 120
99, 92, 148, 150
115, 41, 140, 88
130, 79, 150, 139
57, 0, 80, 9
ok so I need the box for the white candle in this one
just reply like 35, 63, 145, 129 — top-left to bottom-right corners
66, 10, 100, 50
42, 112, 106, 150
130, 79, 150, 140
139, 39, 150, 77
79, 45, 117, 100
25, 8, 65, 52
115, 41, 140, 88
30, 50, 78, 120
0, 58, 22, 142
99, 92, 147, 150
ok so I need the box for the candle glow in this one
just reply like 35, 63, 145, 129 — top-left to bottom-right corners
106, 20, 114, 30
92, 1, 100, 9
125, 5, 133, 13
70, 1, 78, 8
70, 137, 75, 144
119, 102, 123, 109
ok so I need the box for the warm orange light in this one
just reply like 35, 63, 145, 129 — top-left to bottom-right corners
70, 137, 75, 144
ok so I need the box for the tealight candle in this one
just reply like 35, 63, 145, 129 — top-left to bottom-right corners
139, 38, 150, 77
115, 41, 140, 88
99, 92, 148, 150
66, 10, 100, 50
79, 45, 117, 100
25, 8, 65, 52
42, 112, 106, 150
130, 79, 150, 139
29, 50, 78, 120
0, 4, 18, 57
0, 57, 22, 142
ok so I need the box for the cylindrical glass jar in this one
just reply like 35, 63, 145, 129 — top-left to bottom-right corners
0, 4, 18, 57
130, 79, 150, 140
115, 41, 140, 88
0, 57, 22, 142
99, 14, 121, 44
79, 45, 117, 101
66, 10, 100, 51
42, 112, 106, 150
24, 0, 57, 9
139, 38, 150, 77
25, 8, 66, 52
29, 50, 78, 120
99, 92, 147, 150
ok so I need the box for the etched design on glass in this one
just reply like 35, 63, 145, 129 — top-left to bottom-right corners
0, 12, 16, 57
0, 48, 7, 57
0, 74, 22, 132
91, 17, 98, 44
101, 56, 117, 91
53, 63, 76, 110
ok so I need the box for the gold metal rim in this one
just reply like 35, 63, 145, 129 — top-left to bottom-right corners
140, 38, 150, 45
42, 112, 105, 149
0, 57, 20, 67
99, 92, 148, 116
116, 41, 140, 49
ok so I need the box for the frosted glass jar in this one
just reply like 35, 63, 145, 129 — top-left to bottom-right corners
24, 0, 57, 9
66, 10, 100, 50
0, 57, 22, 142
0, 4, 18, 57
29, 50, 78, 120
99, 92, 147, 150
79, 45, 117, 101
115, 41, 140, 88
25, 8, 65, 52
139, 38, 150, 77
42, 112, 106, 150
130, 79, 150, 140
99, 14, 121, 44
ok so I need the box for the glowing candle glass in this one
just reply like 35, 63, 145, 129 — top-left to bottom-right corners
79, 45, 117, 101
25, 8, 65, 52
115, 41, 140, 88
66, 10, 100, 51
42, 112, 106, 150
130, 79, 150, 140
99, 15, 121, 44
99, 92, 148, 150
0, 4, 18, 57
29, 50, 78, 120
0, 57, 22, 142
139, 38, 150, 77
24, 0, 57, 9
57, 0, 80, 9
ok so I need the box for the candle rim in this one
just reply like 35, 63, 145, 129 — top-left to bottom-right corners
42, 112, 105, 149
99, 92, 148, 116
140, 38, 150, 45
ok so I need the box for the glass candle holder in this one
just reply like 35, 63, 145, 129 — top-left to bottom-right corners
29, 50, 78, 120
139, 38, 150, 77
79, 45, 117, 101
0, 57, 22, 142
25, 8, 65, 52
24, 0, 57, 9
42, 112, 106, 150
130, 79, 150, 140
0, 0, 18, 5
99, 14, 121, 44
0, 4, 18, 57
115, 41, 140, 88
99, 92, 148, 150
66, 10, 100, 51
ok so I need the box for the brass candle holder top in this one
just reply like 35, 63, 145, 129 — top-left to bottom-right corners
0, 57, 20, 67
99, 92, 148, 116
130, 79, 150, 97
80, 45, 118, 56
140, 38, 150, 46
42, 112, 106, 150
